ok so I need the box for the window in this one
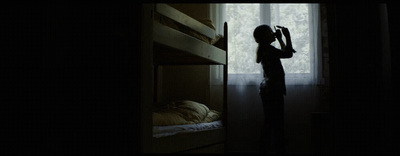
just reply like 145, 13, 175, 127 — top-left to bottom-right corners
211, 3, 322, 85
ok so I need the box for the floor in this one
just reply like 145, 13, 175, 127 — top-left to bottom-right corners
225, 112, 332, 154
225, 85, 333, 154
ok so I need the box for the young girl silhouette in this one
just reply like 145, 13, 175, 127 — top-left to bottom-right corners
254, 25, 296, 154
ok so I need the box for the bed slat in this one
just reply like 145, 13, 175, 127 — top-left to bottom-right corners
153, 22, 226, 65
155, 4, 215, 40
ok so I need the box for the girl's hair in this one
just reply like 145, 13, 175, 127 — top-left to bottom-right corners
253, 25, 272, 43
254, 25, 272, 63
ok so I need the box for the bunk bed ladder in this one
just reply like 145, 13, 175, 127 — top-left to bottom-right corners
223, 22, 228, 152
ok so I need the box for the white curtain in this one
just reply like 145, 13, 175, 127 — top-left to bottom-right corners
210, 3, 323, 86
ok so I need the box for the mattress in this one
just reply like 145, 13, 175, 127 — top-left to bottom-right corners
153, 120, 223, 138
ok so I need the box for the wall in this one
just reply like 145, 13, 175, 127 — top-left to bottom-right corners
387, 4, 399, 154
327, 4, 392, 154
157, 65, 210, 107
4, 5, 141, 154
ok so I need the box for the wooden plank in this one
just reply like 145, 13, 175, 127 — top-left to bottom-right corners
152, 128, 226, 153
223, 22, 228, 153
153, 22, 226, 65
155, 3, 215, 39
180, 143, 225, 153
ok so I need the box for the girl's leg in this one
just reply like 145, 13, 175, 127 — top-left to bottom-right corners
274, 94, 286, 154
259, 89, 272, 153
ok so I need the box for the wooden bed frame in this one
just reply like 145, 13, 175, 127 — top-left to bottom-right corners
140, 4, 228, 153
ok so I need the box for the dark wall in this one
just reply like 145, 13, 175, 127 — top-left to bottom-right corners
3, 4, 141, 154
386, 3, 400, 154
327, 3, 394, 154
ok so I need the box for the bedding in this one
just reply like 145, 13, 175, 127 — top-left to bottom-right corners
153, 120, 223, 138
153, 100, 221, 126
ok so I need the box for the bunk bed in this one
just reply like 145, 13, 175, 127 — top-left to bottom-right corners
140, 4, 228, 153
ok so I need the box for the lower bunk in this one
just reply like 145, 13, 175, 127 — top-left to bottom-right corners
152, 100, 226, 153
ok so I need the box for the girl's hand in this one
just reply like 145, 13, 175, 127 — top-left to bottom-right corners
281, 27, 290, 38
275, 29, 282, 39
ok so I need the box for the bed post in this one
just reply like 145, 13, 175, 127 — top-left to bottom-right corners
223, 22, 228, 152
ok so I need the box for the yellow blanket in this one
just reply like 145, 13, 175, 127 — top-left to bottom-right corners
153, 100, 221, 126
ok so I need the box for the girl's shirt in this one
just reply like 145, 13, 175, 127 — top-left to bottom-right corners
258, 44, 293, 95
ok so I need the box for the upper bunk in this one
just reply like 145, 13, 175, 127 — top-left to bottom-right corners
152, 3, 227, 65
